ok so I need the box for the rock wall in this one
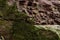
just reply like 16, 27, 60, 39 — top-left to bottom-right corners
16, 0, 60, 25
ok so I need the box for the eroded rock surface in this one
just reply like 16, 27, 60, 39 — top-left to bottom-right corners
15, 0, 60, 25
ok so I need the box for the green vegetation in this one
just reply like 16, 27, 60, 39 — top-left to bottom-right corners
0, 0, 7, 11
0, 0, 59, 40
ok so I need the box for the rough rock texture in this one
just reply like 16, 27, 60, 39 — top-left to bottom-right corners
16, 0, 60, 25
0, 0, 60, 40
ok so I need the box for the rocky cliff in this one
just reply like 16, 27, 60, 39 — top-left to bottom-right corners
14, 0, 60, 25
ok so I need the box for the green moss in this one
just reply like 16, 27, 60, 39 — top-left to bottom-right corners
0, 0, 7, 11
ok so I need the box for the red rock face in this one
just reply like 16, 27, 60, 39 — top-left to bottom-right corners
9, 0, 60, 25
